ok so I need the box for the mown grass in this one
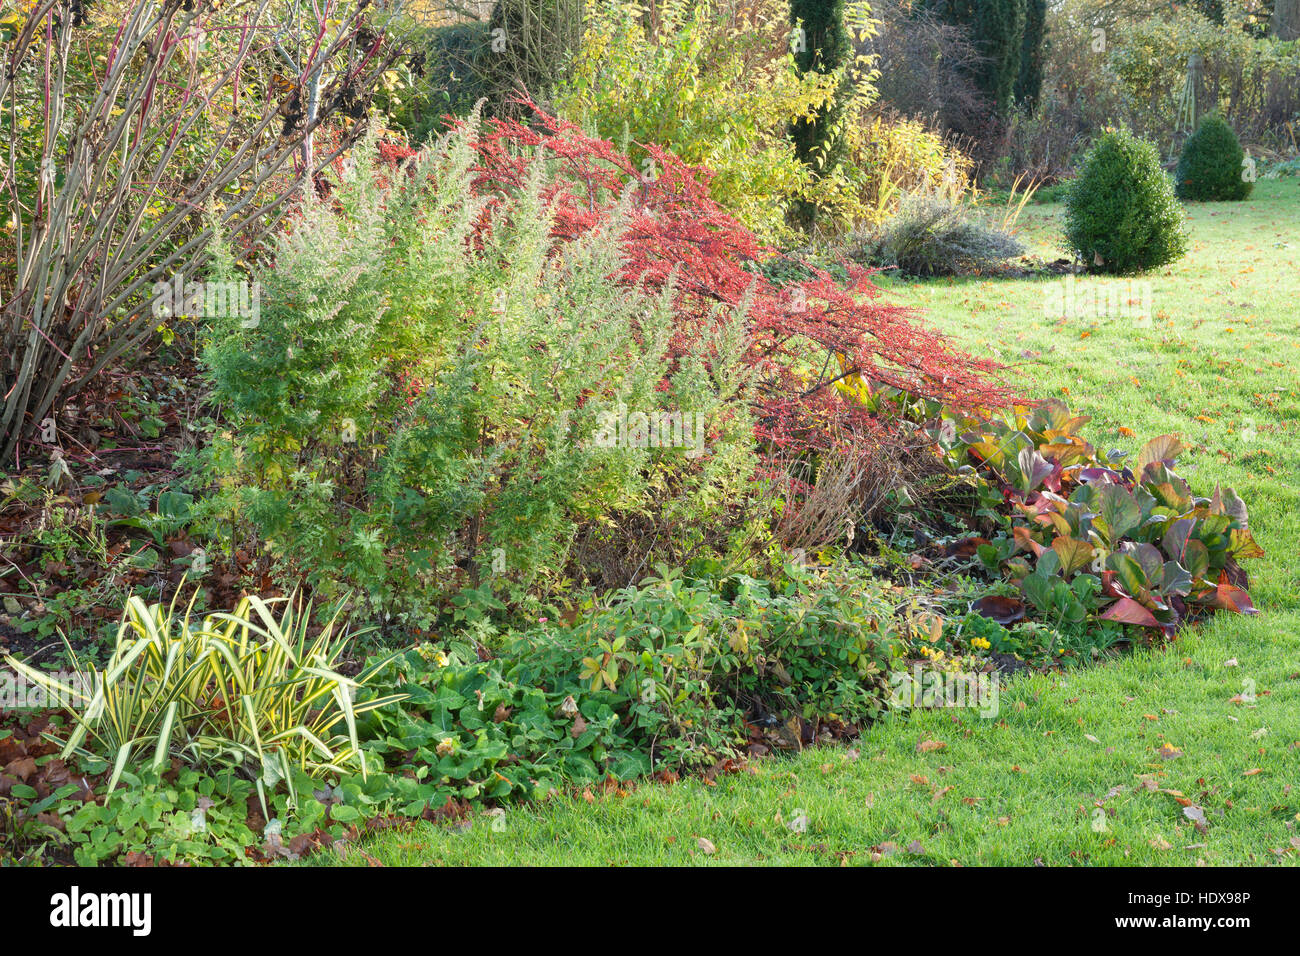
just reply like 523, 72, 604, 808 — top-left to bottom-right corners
304, 178, 1300, 867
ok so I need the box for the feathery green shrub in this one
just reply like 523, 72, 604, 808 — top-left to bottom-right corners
200, 120, 761, 618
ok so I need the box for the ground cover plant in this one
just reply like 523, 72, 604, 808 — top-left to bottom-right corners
940, 401, 1263, 635
1, 0, 1298, 878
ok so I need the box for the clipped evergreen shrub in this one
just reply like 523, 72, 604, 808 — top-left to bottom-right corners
1175, 114, 1253, 201
1063, 128, 1188, 275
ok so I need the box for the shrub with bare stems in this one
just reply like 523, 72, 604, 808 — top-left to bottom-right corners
0, 0, 404, 465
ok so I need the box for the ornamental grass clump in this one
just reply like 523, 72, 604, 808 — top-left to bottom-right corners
876, 194, 1025, 276
5, 594, 403, 809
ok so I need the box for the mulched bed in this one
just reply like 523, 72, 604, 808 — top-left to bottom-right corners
1, 345, 273, 661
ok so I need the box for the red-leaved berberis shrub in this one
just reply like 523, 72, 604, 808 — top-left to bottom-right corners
378, 105, 1015, 477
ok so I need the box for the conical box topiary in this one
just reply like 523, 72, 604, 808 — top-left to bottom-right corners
1063, 128, 1188, 275
1175, 114, 1253, 202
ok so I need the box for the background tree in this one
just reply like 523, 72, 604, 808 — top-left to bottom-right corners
867, 0, 989, 126
789, 0, 851, 172
788, 0, 853, 230
916, 0, 1027, 118
481, 0, 583, 114
1015, 0, 1047, 110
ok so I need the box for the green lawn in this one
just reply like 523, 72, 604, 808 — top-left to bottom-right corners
305, 178, 1300, 867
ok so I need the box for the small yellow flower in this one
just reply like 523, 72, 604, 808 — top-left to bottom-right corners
971, 637, 992, 651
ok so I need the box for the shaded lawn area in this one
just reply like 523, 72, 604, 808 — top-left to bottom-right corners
303, 178, 1300, 867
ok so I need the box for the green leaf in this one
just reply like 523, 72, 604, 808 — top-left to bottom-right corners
330, 804, 361, 823
1098, 482, 1141, 542
1051, 537, 1094, 577
156, 491, 194, 518
1159, 561, 1194, 597
1107, 552, 1150, 600
1021, 572, 1054, 614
